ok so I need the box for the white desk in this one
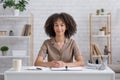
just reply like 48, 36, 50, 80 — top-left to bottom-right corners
4, 66, 115, 80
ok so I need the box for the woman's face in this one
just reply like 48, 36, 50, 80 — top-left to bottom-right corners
54, 19, 66, 37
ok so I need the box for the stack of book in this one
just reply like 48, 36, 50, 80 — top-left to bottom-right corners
91, 43, 102, 63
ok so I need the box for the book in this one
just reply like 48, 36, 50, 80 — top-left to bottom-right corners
87, 62, 101, 69
51, 67, 82, 71
92, 43, 102, 62
25, 66, 50, 71
21, 25, 26, 36
28, 24, 32, 36
21, 24, 31, 36
90, 43, 95, 62
24, 24, 29, 36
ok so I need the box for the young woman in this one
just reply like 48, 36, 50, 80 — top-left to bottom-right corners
34, 12, 84, 68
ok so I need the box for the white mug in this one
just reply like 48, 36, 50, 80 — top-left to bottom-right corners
12, 59, 22, 71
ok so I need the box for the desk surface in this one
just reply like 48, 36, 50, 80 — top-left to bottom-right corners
5, 66, 115, 73
4, 66, 115, 80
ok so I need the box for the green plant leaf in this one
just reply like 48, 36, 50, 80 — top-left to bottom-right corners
2, 0, 29, 12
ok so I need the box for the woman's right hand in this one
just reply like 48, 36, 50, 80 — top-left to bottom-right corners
49, 61, 59, 68
49, 61, 66, 68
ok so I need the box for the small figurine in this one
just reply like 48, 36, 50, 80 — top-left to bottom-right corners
104, 45, 110, 55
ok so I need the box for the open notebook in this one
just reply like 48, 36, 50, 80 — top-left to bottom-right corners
51, 67, 82, 71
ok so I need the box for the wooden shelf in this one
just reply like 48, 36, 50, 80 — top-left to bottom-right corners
89, 13, 112, 64
91, 14, 111, 18
0, 36, 30, 38
92, 35, 110, 38
0, 14, 34, 74
0, 56, 30, 58
0, 15, 31, 18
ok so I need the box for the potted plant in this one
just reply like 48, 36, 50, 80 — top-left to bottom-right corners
14, 0, 29, 16
96, 9, 100, 15
15, 0, 29, 12
99, 28, 104, 36
101, 8, 104, 15
2, 0, 29, 16
0, 46, 9, 56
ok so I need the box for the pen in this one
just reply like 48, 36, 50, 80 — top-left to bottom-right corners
36, 67, 42, 70
65, 66, 68, 71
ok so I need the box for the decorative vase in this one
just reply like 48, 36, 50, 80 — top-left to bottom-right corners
102, 55, 108, 66
2, 51, 7, 56
14, 9, 20, 16
9, 30, 14, 36
99, 31, 104, 36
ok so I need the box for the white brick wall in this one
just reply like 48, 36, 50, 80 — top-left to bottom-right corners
1, 0, 120, 64
28, 0, 120, 64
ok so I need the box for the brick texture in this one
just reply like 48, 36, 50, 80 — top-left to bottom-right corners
0, 0, 120, 67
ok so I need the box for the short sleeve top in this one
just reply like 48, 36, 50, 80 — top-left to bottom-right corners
38, 38, 81, 62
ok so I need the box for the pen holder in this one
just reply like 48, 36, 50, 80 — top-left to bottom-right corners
98, 62, 106, 70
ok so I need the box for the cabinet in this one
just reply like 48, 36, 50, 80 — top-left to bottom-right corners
89, 13, 112, 64
0, 14, 34, 74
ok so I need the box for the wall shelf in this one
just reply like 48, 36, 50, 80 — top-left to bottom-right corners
0, 14, 34, 74
89, 13, 112, 64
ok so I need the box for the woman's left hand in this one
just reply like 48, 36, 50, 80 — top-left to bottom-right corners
54, 61, 66, 68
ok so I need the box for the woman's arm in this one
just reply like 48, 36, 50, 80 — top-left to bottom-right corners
34, 55, 61, 68
34, 55, 84, 68
53, 55, 84, 68
66, 40, 84, 67
65, 55, 84, 67
34, 55, 49, 67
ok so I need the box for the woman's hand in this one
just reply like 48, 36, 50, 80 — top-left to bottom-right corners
49, 61, 66, 68
55, 61, 66, 67
49, 61, 58, 68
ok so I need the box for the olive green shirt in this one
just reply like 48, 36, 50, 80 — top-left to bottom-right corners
38, 38, 81, 62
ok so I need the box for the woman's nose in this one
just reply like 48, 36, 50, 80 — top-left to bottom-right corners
57, 25, 61, 29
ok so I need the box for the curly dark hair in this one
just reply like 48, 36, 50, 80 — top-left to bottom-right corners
44, 12, 77, 38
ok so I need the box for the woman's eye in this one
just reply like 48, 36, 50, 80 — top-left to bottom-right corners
55, 25, 58, 27
61, 24, 65, 26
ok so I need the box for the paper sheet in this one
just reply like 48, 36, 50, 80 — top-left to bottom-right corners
24, 66, 49, 71
51, 67, 82, 71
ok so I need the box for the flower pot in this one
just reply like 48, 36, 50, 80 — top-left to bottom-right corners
3, 7, 14, 15
99, 31, 104, 36
14, 9, 20, 16
2, 51, 7, 56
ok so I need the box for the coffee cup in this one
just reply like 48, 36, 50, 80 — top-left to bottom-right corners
12, 59, 22, 71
